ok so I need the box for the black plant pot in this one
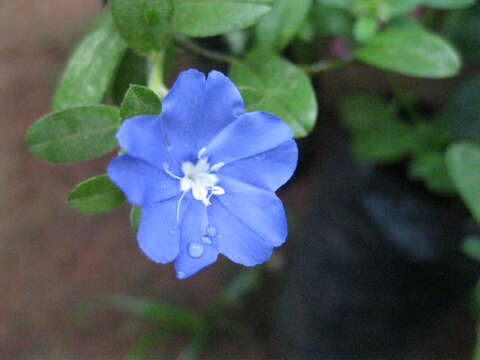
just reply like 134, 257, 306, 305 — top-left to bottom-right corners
274, 128, 479, 358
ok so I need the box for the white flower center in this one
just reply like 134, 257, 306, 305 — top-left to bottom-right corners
162, 148, 225, 214
180, 156, 225, 206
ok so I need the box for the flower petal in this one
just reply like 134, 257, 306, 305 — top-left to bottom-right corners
107, 154, 181, 206
174, 197, 219, 279
161, 69, 206, 161
161, 70, 244, 162
204, 111, 294, 165
208, 199, 274, 266
137, 196, 182, 264
116, 115, 179, 171
200, 70, 244, 146
216, 176, 288, 247
218, 139, 298, 191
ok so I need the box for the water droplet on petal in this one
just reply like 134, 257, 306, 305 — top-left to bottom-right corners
161, 183, 167, 190
161, 216, 167, 221
254, 153, 266, 160
188, 242, 204, 258
206, 224, 218, 237
201, 236, 212, 245
177, 271, 187, 279
169, 229, 176, 235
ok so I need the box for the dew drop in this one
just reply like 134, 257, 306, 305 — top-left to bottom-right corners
176, 271, 187, 279
161, 183, 167, 190
188, 242, 204, 258
206, 224, 218, 237
169, 229, 176, 235
161, 216, 167, 221
201, 236, 212, 245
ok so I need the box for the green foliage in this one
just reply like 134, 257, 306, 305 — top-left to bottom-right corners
68, 175, 126, 214
446, 142, 480, 222
130, 206, 142, 232
216, 267, 261, 306
173, 0, 273, 37
53, 12, 127, 111
440, 74, 480, 141
120, 85, 162, 120
230, 49, 317, 137
318, 0, 421, 20
340, 94, 414, 162
309, 3, 352, 38
254, 0, 311, 51
80, 294, 202, 328
110, 0, 173, 54
354, 27, 461, 78
462, 235, 480, 261
317, 0, 353, 10
26, 105, 120, 163
442, 4, 480, 61
408, 151, 455, 193
112, 50, 149, 105
422, 0, 475, 9
353, 16, 378, 43
341, 94, 457, 193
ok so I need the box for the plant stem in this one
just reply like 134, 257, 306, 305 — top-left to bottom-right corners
174, 35, 235, 64
148, 52, 169, 99
300, 59, 352, 74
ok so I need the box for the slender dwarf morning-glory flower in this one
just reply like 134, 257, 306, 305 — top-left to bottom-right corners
107, 69, 298, 279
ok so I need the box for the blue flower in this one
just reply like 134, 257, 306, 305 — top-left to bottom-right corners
107, 69, 298, 279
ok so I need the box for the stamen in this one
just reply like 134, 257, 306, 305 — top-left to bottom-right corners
197, 147, 207, 159
210, 162, 225, 172
162, 162, 182, 180
176, 191, 187, 222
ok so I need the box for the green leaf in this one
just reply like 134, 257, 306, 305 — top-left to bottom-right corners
254, 0, 311, 51
52, 12, 127, 111
340, 94, 396, 131
26, 105, 120, 163
78, 294, 201, 328
310, 3, 352, 38
410, 121, 450, 155
462, 235, 480, 261
351, 121, 413, 162
112, 50, 148, 105
317, 0, 353, 10
422, 0, 474, 9
318, 0, 421, 19
217, 268, 261, 306
378, 0, 422, 20
172, 0, 273, 37
446, 142, 480, 222
439, 74, 480, 141
408, 151, 455, 194
353, 16, 378, 43
120, 85, 161, 120
354, 28, 461, 78
230, 49, 317, 137
442, 4, 480, 62
340, 94, 414, 162
68, 175, 126, 214
130, 206, 142, 232
110, 0, 173, 54
124, 326, 170, 360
